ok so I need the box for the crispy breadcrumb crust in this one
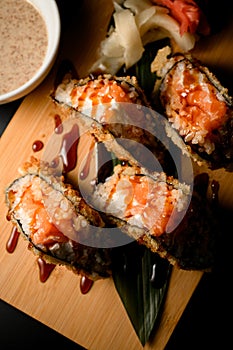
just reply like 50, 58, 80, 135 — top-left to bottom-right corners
151, 46, 233, 170
6, 157, 112, 280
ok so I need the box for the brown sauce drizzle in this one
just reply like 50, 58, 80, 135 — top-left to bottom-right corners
6, 212, 11, 221
6, 226, 20, 253
80, 140, 95, 180
59, 123, 80, 173
32, 140, 44, 152
80, 275, 94, 294
54, 114, 63, 134
5, 112, 96, 292
5, 224, 94, 292
37, 257, 56, 283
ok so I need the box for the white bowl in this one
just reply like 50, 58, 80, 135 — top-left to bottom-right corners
0, 0, 61, 104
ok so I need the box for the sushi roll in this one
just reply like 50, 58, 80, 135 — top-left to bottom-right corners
5, 157, 112, 280
151, 47, 233, 170
52, 73, 176, 174
90, 162, 218, 270
50, 70, 219, 270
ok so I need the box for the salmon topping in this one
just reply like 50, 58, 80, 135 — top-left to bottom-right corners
165, 68, 227, 133
92, 165, 186, 237
124, 176, 176, 236
16, 187, 68, 246
160, 62, 228, 154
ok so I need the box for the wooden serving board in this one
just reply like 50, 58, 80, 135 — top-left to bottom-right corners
0, 2, 233, 349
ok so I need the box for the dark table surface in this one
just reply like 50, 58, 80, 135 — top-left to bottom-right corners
1, 1, 232, 349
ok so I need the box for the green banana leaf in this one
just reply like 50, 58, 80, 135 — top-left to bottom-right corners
112, 242, 171, 346
122, 38, 170, 97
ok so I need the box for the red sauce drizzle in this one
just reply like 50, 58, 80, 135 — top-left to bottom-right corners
59, 123, 80, 173
6, 226, 20, 253
32, 140, 44, 152
6, 212, 11, 221
80, 275, 94, 294
80, 140, 95, 180
37, 257, 56, 283
54, 114, 63, 134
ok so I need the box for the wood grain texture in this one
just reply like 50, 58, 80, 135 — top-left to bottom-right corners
0, 1, 232, 349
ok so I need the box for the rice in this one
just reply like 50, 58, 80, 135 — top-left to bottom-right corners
91, 163, 190, 237
152, 49, 233, 169
5, 159, 112, 280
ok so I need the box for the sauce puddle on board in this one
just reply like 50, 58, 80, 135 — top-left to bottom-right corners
0, 0, 48, 95
32, 140, 44, 152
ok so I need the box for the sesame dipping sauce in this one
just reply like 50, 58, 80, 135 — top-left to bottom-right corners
0, 0, 48, 95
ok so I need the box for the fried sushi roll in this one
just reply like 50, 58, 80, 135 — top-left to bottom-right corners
52, 73, 175, 174
90, 162, 218, 270
51, 71, 219, 270
5, 157, 112, 280
151, 47, 233, 170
